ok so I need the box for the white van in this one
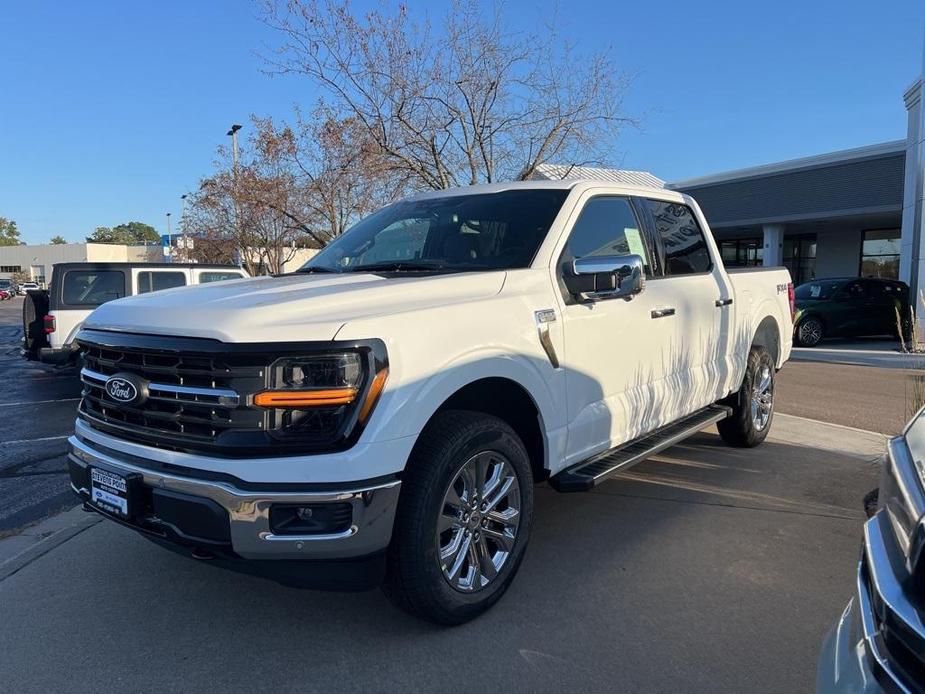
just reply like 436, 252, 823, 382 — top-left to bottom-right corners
22, 262, 250, 365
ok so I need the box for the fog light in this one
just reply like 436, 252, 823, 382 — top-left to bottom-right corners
269, 503, 352, 535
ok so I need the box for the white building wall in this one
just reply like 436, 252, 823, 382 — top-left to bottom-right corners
901, 77, 922, 290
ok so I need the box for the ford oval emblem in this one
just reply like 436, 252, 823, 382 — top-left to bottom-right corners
105, 375, 141, 405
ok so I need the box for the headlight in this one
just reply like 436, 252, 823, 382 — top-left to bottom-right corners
879, 429, 925, 575
254, 346, 388, 445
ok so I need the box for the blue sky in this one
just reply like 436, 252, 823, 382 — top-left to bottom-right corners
1, 0, 922, 244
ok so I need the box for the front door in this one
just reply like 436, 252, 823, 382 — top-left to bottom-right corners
555, 195, 675, 466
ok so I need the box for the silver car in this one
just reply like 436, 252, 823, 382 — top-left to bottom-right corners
817, 408, 925, 692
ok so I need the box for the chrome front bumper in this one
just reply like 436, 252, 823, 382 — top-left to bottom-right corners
68, 434, 401, 561
817, 513, 925, 693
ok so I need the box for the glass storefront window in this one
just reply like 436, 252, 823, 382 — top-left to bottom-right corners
860, 229, 900, 279
783, 235, 817, 285
718, 238, 763, 267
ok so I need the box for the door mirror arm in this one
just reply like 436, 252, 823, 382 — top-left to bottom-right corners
564, 254, 646, 302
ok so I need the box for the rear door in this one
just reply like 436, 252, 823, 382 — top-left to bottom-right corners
861, 280, 905, 336
641, 197, 732, 419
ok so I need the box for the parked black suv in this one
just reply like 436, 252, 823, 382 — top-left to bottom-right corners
793, 277, 909, 347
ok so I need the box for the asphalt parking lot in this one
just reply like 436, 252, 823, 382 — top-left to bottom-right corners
0, 296, 82, 534
0, 295, 892, 691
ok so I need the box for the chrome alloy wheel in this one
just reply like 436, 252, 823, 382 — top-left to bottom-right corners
751, 364, 774, 431
436, 451, 521, 593
798, 319, 823, 346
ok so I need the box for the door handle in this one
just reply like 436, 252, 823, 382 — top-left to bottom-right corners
715, 298, 733, 307
651, 307, 676, 319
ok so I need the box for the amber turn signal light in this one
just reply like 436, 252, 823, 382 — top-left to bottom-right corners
253, 388, 358, 408
358, 368, 389, 423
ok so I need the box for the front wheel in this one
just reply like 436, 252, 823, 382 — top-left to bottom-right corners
717, 345, 775, 448
382, 410, 534, 625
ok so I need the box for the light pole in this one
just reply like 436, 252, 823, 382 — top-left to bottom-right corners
166, 212, 172, 263
180, 194, 188, 261
227, 123, 243, 268
227, 124, 242, 174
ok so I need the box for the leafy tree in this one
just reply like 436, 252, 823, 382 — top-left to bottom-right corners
0, 217, 22, 246
49, 235, 68, 244
86, 221, 160, 245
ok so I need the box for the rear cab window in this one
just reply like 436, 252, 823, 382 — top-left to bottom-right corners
61, 270, 127, 307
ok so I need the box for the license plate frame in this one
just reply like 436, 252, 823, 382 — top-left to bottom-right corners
89, 466, 139, 519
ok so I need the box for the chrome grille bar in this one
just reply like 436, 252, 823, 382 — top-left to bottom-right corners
81, 367, 240, 406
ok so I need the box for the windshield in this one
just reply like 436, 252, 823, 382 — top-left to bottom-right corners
300, 189, 570, 274
794, 280, 844, 301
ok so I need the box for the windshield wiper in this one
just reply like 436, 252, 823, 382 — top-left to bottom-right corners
295, 266, 341, 274
348, 261, 447, 273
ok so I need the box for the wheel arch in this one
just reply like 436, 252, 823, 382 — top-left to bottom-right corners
751, 315, 782, 366
425, 377, 548, 482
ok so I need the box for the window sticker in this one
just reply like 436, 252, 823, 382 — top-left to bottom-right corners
810, 285, 821, 298
624, 228, 646, 258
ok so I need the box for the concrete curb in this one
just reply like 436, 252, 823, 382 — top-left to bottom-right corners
0, 505, 101, 582
791, 348, 921, 370
769, 412, 887, 461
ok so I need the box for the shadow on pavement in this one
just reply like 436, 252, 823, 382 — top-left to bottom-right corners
0, 432, 877, 693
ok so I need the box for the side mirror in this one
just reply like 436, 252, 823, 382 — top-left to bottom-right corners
564, 254, 646, 302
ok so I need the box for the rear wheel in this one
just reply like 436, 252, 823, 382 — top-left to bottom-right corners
717, 345, 775, 448
383, 410, 534, 625
795, 316, 824, 347
21, 290, 50, 356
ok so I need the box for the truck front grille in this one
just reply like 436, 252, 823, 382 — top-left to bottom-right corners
78, 340, 268, 455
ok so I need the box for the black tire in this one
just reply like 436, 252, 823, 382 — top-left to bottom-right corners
795, 316, 824, 347
717, 345, 775, 448
22, 290, 50, 353
382, 410, 534, 625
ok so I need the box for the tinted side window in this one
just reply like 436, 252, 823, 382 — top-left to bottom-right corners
62, 270, 126, 306
198, 271, 244, 283
839, 280, 867, 300
645, 200, 712, 275
137, 271, 186, 294
561, 197, 649, 269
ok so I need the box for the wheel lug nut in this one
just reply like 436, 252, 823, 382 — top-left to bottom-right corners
481, 519, 488, 527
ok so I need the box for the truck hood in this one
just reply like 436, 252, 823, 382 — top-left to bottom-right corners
82, 271, 507, 343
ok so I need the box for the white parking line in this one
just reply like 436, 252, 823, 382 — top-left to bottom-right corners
0, 398, 80, 407
6, 435, 70, 446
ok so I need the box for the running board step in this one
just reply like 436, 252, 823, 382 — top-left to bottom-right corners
548, 405, 732, 493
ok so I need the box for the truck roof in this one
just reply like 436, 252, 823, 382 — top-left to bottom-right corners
406, 179, 686, 203
50, 262, 244, 271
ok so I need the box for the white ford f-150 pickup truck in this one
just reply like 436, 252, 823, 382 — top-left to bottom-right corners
68, 181, 793, 624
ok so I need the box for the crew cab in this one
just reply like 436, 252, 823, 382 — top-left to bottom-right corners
22, 262, 249, 365
67, 181, 793, 624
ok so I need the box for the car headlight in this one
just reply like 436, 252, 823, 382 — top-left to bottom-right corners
253, 347, 388, 444
878, 413, 925, 575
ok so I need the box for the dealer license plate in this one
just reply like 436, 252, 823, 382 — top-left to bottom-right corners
90, 467, 130, 518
